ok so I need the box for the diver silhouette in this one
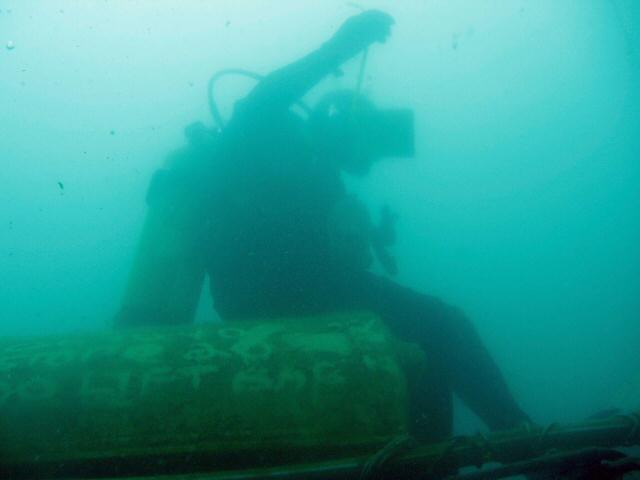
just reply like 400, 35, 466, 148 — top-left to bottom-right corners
202, 10, 530, 439
116, 9, 529, 440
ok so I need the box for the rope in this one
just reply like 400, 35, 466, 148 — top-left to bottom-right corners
359, 434, 416, 480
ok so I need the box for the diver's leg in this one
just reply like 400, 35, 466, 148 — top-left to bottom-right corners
349, 274, 529, 431
405, 346, 454, 441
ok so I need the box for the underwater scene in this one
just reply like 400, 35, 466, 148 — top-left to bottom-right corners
1, 1, 639, 478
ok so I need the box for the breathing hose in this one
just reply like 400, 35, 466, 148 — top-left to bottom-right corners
208, 68, 313, 129
208, 68, 264, 129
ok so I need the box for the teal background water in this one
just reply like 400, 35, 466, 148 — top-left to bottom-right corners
1, 0, 638, 433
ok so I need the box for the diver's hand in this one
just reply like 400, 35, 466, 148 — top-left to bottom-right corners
330, 10, 394, 56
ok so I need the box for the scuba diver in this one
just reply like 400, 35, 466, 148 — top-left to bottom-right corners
205, 10, 530, 438
117, 10, 530, 440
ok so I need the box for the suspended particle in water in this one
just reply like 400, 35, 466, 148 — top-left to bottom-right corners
451, 33, 459, 51
6, 40, 15, 51
57, 181, 64, 191
109, 129, 116, 135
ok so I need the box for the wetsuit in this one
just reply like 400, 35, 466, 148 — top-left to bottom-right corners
204, 37, 529, 440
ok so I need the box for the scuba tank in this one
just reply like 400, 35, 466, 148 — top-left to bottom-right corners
115, 122, 218, 327
115, 70, 273, 328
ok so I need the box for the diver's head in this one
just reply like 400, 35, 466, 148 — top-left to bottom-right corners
309, 90, 380, 177
309, 90, 415, 176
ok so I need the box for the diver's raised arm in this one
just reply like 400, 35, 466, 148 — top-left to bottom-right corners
242, 10, 394, 114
